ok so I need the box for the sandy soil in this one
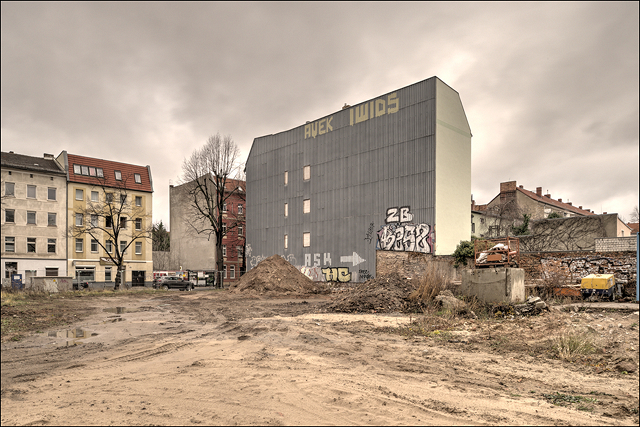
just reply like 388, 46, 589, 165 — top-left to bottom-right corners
1, 291, 639, 426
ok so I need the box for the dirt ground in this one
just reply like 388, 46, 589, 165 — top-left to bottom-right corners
1, 287, 638, 426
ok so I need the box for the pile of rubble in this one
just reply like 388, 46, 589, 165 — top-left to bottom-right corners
326, 273, 423, 313
492, 296, 550, 318
229, 255, 330, 296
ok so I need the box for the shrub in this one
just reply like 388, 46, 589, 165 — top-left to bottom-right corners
453, 240, 474, 267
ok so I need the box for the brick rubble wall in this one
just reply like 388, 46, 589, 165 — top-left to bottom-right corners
520, 251, 636, 284
595, 237, 637, 252
376, 251, 458, 280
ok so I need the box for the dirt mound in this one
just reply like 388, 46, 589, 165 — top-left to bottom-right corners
326, 272, 423, 313
230, 255, 330, 296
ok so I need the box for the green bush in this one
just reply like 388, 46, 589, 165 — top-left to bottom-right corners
453, 240, 474, 267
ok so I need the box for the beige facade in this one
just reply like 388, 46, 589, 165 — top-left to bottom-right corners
434, 79, 472, 255
1, 152, 68, 285
58, 152, 154, 286
169, 182, 217, 271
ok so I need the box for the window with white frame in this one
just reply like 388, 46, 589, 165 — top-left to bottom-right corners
303, 232, 310, 247
5, 182, 15, 196
303, 165, 310, 180
75, 213, 83, 227
106, 240, 113, 253
27, 211, 36, 224
222, 245, 226, 257
75, 238, 83, 253
73, 164, 81, 174
96, 168, 104, 178
91, 239, 99, 253
238, 226, 243, 236
238, 204, 243, 214
48, 238, 56, 253
105, 267, 112, 281
81, 166, 89, 175
27, 185, 36, 199
106, 193, 113, 203
230, 265, 235, 279
135, 196, 142, 206
48, 187, 56, 201
135, 218, 141, 230
48, 212, 56, 226
91, 214, 98, 227
120, 240, 127, 254
76, 189, 83, 200
303, 199, 310, 213
91, 191, 99, 202
5, 209, 15, 223
120, 194, 127, 204
237, 246, 243, 258
223, 203, 227, 212
27, 237, 36, 253
135, 241, 142, 254
134, 173, 141, 184
114, 170, 122, 181
5, 237, 15, 252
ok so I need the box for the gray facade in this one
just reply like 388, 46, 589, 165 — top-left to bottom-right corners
246, 77, 471, 282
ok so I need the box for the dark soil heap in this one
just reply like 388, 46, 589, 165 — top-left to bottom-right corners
326, 272, 423, 313
229, 255, 330, 296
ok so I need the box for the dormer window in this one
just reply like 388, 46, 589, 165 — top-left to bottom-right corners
114, 170, 122, 181
134, 173, 141, 184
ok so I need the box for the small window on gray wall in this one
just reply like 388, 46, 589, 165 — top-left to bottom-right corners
48, 187, 56, 200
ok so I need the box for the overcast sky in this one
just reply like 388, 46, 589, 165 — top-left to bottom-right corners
2, 2, 638, 228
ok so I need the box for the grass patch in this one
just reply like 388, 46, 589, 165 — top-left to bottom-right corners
543, 392, 597, 411
552, 332, 600, 360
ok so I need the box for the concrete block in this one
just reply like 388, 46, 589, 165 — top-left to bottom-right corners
460, 268, 525, 303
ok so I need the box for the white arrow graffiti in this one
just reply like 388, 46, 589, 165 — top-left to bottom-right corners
340, 252, 366, 267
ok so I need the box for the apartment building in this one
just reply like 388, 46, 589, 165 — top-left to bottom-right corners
56, 151, 154, 286
1, 151, 68, 284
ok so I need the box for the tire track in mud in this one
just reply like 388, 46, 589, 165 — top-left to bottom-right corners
100, 341, 199, 367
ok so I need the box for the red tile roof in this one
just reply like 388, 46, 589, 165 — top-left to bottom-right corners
628, 223, 639, 235
66, 154, 153, 193
517, 187, 593, 216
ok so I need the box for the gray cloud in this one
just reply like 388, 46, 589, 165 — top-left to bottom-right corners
2, 2, 638, 226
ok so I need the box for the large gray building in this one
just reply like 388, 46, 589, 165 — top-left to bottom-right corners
246, 77, 471, 282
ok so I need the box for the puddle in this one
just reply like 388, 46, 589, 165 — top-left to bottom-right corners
103, 307, 130, 314
48, 328, 98, 344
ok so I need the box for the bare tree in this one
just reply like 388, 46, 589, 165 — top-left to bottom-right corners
630, 205, 639, 223
520, 215, 607, 252
68, 175, 152, 290
180, 133, 245, 288
483, 199, 527, 237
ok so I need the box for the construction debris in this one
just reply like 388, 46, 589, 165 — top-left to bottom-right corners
326, 273, 423, 313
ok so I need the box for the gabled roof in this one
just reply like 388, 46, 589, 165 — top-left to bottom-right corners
516, 187, 594, 216
66, 153, 153, 193
1, 151, 65, 175
628, 223, 639, 234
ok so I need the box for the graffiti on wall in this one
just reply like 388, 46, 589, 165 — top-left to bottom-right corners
304, 253, 332, 267
300, 266, 324, 281
364, 222, 375, 243
321, 267, 352, 282
358, 269, 373, 281
377, 207, 432, 253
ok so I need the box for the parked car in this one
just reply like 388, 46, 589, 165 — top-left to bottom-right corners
153, 276, 194, 291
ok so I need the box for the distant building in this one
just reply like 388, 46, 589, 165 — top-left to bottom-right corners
56, 151, 154, 286
1, 151, 68, 285
246, 77, 472, 282
169, 177, 245, 282
472, 181, 595, 238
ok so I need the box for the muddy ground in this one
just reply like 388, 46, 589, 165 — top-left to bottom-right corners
1, 289, 639, 426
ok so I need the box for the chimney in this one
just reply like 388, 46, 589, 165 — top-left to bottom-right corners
558, 199, 562, 203
500, 181, 517, 193
545, 193, 551, 198
519, 185, 523, 188
579, 206, 582, 209
603, 212, 607, 215
567, 202, 572, 206
536, 187, 542, 197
